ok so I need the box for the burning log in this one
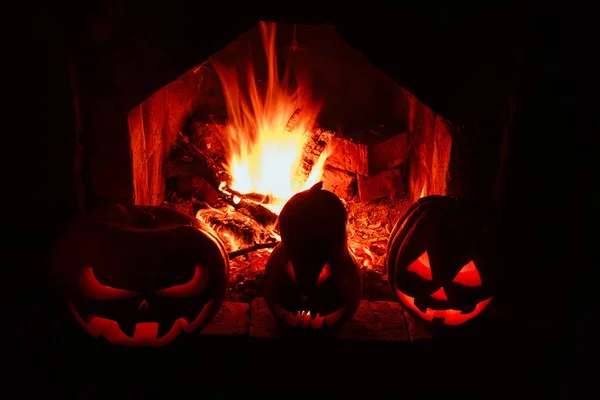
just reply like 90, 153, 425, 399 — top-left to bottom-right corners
222, 187, 279, 206
228, 242, 279, 259
196, 207, 279, 251
286, 109, 336, 189
225, 195, 279, 227
165, 132, 278, 228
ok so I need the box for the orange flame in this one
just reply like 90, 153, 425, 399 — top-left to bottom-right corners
419, 182, 427, 199
213, 22, 325, 214
195, 206, 243, 252
410, 114, 453, 201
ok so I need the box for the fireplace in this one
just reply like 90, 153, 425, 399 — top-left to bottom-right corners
12, 2, 589, 395
66, 3, 523, 341
124, 22, 456, 304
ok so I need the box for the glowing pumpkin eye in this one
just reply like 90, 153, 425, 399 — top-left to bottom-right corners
155, 266, 209, 297
79, 267, 138, 300
407, 251, 432, 280
317, 263, 332, 285
452, 260, 482, 287
285, 261, 297, 283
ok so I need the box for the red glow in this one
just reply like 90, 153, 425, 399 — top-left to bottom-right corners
68, 299, 216, 346
133, 322, 159, 339
408, 95, 453, 202
430, 287, 448, 301
452, 261, 482, 287
285, 261, 297, 283
396, 290, 492, 325
79, 267, 138, 300
138, 299, 149, 311
317, 263, 332, 284
406, 251, 432, 280
154, 266, 209, 297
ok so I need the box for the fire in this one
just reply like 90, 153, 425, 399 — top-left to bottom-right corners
213, 22, 325, 214
409, 116, 452, 202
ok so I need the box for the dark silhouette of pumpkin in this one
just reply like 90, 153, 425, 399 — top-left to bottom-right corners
387, 195, 496, 326
263, 182, 362, 330
52, 204, 229, 346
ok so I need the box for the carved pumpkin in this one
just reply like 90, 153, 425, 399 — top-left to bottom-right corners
263, 182, 362, 330
52, 204, 229, 346
387, 195, 495, 326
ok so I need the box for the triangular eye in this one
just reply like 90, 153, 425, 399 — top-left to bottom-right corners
407, 251, 432, 280
452, 260, 482, 287
317, 263, 332, 285
285, 261, 297, 283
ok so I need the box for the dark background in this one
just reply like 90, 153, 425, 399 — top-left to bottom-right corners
3, 0, 594, 396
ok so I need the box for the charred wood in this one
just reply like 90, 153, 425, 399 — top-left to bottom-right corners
286, 108, 336, 189
196, 206, 279, 251
228, 241, 279, 259
220, 193, 279, 228
164, 132, 277, 228
164, 132, 232, 188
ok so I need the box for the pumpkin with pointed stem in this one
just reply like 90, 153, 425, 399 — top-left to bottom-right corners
52, 204, 229, 346
263, 182, 362, 330
387, 195, 496, 326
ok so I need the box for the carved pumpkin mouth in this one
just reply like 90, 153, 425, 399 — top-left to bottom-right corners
274, 304, 345, 328
68, 299, 215, 346
396, 290, 492, 326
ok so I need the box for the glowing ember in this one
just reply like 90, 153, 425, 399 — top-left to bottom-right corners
212, 22, 326, 214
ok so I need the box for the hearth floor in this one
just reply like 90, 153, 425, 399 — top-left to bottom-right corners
27, 298, 524, 396
204, 297, 432, 341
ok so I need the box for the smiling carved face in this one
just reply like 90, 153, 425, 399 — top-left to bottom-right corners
394, 251, 492, 325
263, 183, 362, 331
263, 243, 361, 330
53, 205, 229, 346
387, 196, 496, 326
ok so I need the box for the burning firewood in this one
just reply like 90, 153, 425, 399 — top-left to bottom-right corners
221, 186, 283, 207
228, 242, 279, 259
222, 194, 279, 227
196, 206, 279, 251
286, 108, 336, 189
165, 131, 278, 229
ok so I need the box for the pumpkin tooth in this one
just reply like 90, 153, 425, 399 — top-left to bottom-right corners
310, 314, 324, 329
299, 311, 311, 328
117, 320, 136, 338
133, 322, 159, 339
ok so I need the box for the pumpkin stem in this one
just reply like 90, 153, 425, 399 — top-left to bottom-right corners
309, 181, 324, 192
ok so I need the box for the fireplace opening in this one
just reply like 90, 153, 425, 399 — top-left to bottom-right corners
127, 22, 455, 304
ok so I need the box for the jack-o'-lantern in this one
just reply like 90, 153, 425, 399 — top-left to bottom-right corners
52, 204, 229, 346
263, 182, 362, 331
387, 195, 496, 326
